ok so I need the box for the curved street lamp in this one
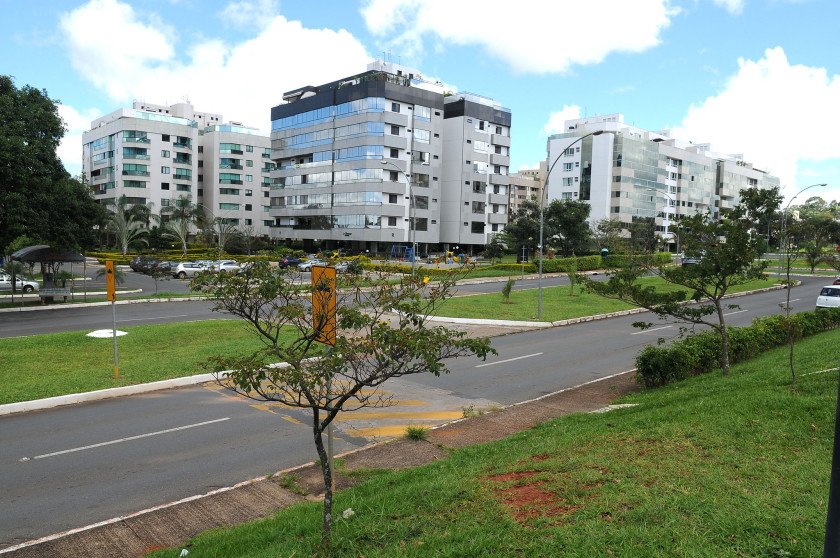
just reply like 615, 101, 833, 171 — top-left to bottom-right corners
778, 183, 827, 306
538, 130, 604, 319
381, 159, 428, 274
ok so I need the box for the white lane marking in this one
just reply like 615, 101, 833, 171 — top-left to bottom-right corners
789, 299, 800, 302
476, 352, 543, 368
723, 309, 748, 316
802, 367, 839, 377
118, 314, 192, 323
630, 325, 672, 336
29, 417, 230, 460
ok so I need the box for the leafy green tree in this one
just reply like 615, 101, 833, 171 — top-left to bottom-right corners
628, 216, 659, 254
501, 200, 540, 260
0, 75, 106, 251
192, 265, 494, 548
544, 199, 592, 256
581, 209, 766, 376
593, 218, 627, 255
484, 234, 505, 263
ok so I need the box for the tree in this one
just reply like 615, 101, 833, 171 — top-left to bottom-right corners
544, 199, 591, 256
0, 75, 106, 251
581, 208, 766, 376
593, 218, 627, 255
502, 200, 540, 260
192, 265, 494, 548
628, 217, 659, 254
107, 209, 148, 255
161, 196, 201, 256
484, 233, 505, 264
213, 218, 240, 258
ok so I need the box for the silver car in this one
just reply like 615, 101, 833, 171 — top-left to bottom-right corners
298, 259, 326, 272
0, 273, 39, 293
172, 262, 207, 280
211, 260, 241, 273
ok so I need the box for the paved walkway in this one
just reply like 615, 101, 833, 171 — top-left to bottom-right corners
2, 368, 638, 557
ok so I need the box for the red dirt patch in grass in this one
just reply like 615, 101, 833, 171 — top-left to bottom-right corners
494, 481, 581, 523
485, 471, 539, 482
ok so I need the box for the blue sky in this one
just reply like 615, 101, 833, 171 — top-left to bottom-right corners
3, 0, 838, 203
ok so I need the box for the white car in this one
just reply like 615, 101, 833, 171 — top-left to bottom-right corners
211, 260, 241, 273
172, 262, 207, 279
816, 285, 840, 310
0, 273, 39, 293
298, 259, 326, 272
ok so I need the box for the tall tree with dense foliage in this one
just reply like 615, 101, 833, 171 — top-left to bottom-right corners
544, 199, 592, 256
0, 75, 105, 251
501, 199, 541, 260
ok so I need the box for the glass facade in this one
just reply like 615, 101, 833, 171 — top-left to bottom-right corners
271, 97, 386, 131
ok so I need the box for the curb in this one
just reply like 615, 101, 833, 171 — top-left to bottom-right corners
0, 295, 208, 313
428, 282, 793, 328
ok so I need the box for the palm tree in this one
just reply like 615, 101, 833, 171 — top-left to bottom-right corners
160, 195, 201, 256
163, 216, 192, 257
107, 209, 148, 255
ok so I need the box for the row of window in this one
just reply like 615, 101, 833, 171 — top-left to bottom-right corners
218, 203, 270, 212
272, 97, 387, 131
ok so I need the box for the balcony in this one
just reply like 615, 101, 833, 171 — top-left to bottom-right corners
220, 179, 244, 185
122, 170, 150, 177
124, 154, 150, 161
220, 164, 243, 170
173, 174, 192, 181
173, 142, 192, 150
491, 134, 511, 147
173, 157, 192, 165
123, 137, 150, 144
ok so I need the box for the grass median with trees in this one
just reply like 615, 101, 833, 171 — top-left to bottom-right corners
0, 320, 301, 405
435, 277, 779, 322
149, 327, 840, 557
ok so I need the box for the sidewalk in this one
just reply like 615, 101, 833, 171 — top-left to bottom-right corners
0, 370, 638, 558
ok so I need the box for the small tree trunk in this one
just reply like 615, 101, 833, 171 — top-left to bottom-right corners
789, 323, 797, 393
313, 425, 333, 549
715, 300, 730, 376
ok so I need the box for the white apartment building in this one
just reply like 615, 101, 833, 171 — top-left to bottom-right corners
82, 102, 272, 236
546, 114, 780, 249
269, 63, 511, 254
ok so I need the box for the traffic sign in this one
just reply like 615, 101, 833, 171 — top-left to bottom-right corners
311, 265, 336, 346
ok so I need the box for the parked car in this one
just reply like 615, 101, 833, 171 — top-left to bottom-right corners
210, 260, 241, 273
335, 260, 362, 274
172, 262, 207, 280
0, 273, 39, 293
833, 275, 840, 286
130, 255, 159, 273
680, 252, 704, 267
298, 259, 326, 272
278, 256, 303, 269
816, 285, 840, 310
148, 261, 177, 275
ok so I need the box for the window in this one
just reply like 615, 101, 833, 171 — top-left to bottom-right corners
388, 194, 398, 204
264, 191, 269, 198
219, 188, 240, 195
413, 217, 428, 231
414, 196, 429, 210
245, 219, 252, 226
161, 166, 170, 174
162, 134, 170, 142
246, 175, 253, 182
161, 198, 171, 207
493, 185, 500, 194
563, 163, 573, 172
390, 124, 400, 135
177, 184, 191, 192
563, 177, 574, 186
471, 221, 485, 234
389, 171, 399, 182
245, 204, 252, 211
413, 129, 430, 143
412, 173, 429, 188
561, 192, 573, 199
391, 102, 400, 112
246, 160, 253, 167
575, 161, 580, 168
473, 181, 484, 193
412, 151, 430, 164
388, 216, 397, 227
161, 182, 170, 190
219, 203, 240, 210
612, 206, 620, 213
472, 201, 486, 213
491, 224, 499, 231
198, 146, 203, 154
161, 150, 170, 157
495, 126, 502, 134
414, 105, 431, 120
494, 165, 502, 174
390, 147, 399, 158
198, 160, 203, 168
246, 189, 253, 196
246, 145, 254, 152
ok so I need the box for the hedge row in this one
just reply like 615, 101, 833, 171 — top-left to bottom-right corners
636, 307, 840, 388
603, 252, 674, 268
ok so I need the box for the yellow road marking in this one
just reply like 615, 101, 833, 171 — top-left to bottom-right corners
282, 415, 303, 424
334, 410, 462, 421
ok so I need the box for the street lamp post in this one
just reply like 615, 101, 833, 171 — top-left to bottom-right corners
538, 130, 604, 320
381, 160, 425, 274
778, 183, 828, 287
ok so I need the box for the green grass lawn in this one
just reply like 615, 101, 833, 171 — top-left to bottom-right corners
0, 320, 301, 405
149, 327, 840, 558
436, 277, 780, 322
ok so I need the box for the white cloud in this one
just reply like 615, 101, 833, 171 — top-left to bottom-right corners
361, 0, 677, 74
57, 0, 371, 171
57, 104, 102, 177
218, 0, 278, 30
542, 105, 582, 136
713, 0, 744, 15
673, 47, 840, 200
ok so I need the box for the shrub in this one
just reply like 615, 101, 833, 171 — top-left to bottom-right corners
405, 425, 429, 441
635, 307, 840, 388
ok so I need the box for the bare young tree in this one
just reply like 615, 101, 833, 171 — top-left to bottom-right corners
192, 265, 494, 548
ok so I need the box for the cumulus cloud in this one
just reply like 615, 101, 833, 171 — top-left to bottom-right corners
542, 105, 582, 136
217, 0, 279, 30
361, 0, 677, 74
58, 0, 371, 163
57, 104, 103, 176
673, 47, 840, 200
713, 0, 744, 15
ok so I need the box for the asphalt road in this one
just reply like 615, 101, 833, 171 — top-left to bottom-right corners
0, 276, 827, 546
